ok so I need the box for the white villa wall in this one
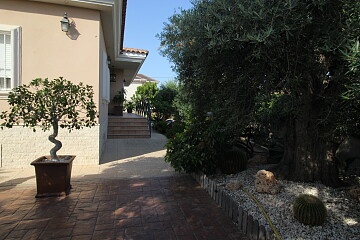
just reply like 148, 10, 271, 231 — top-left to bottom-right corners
125, 82, 142, 101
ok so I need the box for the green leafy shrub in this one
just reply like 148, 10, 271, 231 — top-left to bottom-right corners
165, 120, 186, 139
154, 119, 185, 138
124, 100, 135, 113
293, 194, 327, 226
165, 132, 201, 173
153, 81, 178, 121
165, 122, 218, 174
113, 89, 126, 106
220, 147, 249, 174
153, 120, 168, 134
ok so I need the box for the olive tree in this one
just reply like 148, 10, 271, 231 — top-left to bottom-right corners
159, 0, 360, 186
0, 77, 97, 161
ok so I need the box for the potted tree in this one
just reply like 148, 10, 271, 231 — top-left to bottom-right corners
0, 77, 97, 197
113, 88, 126, 116
124, 100, 135, 113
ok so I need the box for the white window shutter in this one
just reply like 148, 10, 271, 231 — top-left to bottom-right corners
102, 51, 110, 102
0, 33, 5, 77
0, 31, 11, 90
11, 27, 20, 88
0, 25, 21, 95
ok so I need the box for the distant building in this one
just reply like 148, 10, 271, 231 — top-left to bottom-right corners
125, 74, 159, 101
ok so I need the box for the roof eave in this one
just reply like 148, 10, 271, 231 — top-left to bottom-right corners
117, 52, 148, 86
112, 0, 126, 58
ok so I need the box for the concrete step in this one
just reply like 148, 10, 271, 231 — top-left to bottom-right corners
107, 115, 150, 139
107, 134, 151, 139
107, 130, 151, 138
109, 124, 149, 130
108, 122, 149, 127
108, 117, 147, 123
108, 129, 150, 135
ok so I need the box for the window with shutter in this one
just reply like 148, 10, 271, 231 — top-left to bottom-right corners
0, 25, 21, 97
0, 31, 12, 90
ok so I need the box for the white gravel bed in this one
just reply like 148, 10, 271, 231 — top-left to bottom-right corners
213, 164, 360, 240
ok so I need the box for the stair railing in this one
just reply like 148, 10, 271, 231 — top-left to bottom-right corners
135, 99, 152, 137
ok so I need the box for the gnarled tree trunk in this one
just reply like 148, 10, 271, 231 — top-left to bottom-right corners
278, 92, 341, 187
48, 120, 62, 161
280, 120, 341, 187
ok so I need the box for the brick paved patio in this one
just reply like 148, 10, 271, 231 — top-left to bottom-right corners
0, 176, 248, 240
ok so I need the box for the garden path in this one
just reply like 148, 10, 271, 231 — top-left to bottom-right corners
0, 131, 248, 239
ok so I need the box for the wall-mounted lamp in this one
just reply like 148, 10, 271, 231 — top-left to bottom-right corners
60, 13, 70, 32
107, 56, 111, 66
110, 66, 116, 82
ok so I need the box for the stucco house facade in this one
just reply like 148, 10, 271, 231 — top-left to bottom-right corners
0, 0, 147, 168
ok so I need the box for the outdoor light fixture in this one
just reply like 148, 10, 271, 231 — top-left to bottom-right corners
60, 13, 70, 32
107, 56, 111, 66
110, 66, 116, 82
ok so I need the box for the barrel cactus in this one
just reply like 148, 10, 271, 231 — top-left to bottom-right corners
220, 147, 248, 174
293, 194, 327, 226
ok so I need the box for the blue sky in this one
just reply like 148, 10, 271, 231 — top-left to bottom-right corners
123, 0, 193, 84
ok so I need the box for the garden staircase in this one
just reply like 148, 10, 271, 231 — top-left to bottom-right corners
107, 113, 151, 139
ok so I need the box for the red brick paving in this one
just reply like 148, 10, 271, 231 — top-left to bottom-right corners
0, 176, 248, 240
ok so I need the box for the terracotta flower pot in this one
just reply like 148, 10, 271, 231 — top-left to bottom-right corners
31, 155, 75, 198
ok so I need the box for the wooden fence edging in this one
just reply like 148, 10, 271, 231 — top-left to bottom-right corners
242, 209, 248, 234
218, 188, 223, 206
252, 219, 260, 240
191, 172, 275, 240
246, 214, 253, 236
215, 186, 218, 204
259, 225, 266, 240
223, 192, 228, 212
210, 181, 215, 199
238, 206, 244, 229
228, 197, 234, 219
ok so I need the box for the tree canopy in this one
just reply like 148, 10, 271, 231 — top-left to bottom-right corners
159, 0, 360, 186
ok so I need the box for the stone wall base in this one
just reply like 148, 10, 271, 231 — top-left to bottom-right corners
0, 126, 100, 168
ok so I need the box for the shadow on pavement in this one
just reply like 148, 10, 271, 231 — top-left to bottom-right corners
0, 175, 35, 192
75, 154, 178, 181
100, 131, 168, 164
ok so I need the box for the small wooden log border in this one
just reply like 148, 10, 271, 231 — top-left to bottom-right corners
191, 172, 277, 240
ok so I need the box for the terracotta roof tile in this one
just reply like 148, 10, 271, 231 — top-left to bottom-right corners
136, 74, 159, 83
121, 48, 149, 55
